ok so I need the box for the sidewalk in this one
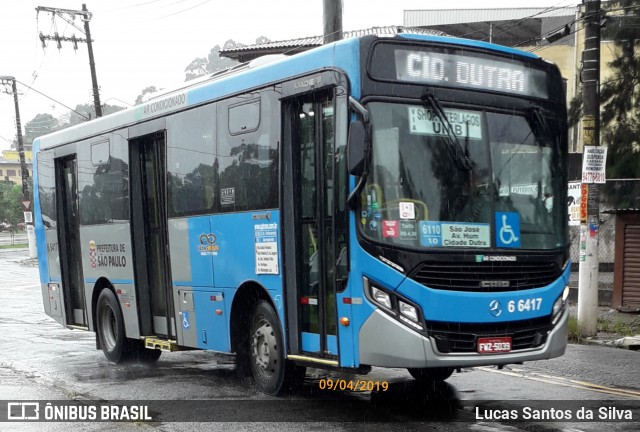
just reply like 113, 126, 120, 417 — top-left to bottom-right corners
568, 304, 640, 350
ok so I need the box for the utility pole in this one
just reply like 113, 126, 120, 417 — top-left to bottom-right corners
323, 0, 343, 44
36, 4, 102, 117
577, 0, 602, 336
0, 76, 36, 258
0, 77, 29, 198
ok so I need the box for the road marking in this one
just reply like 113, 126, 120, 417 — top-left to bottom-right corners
476, 366, 640, 399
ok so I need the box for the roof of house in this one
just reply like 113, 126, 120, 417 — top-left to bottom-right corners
219, 26, 448, 62
603, 208, 640, 215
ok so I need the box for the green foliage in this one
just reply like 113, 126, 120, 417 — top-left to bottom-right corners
184, 43, 239, 81
183, 36, 271, 82
0, 182, 25, 230
568, 315, 583, 343
568, 1, 640, 208
599, 0, 640, 208
16, 103, 126, 150
68, 103, 126, 125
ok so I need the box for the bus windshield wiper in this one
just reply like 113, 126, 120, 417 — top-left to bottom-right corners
530, 106, 554, 149
421, 93, 472, 171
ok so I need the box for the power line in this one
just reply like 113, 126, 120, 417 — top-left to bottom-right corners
36, 5, 102, 118
13, 79, 89, 120
159, 0, 213, 19
0, 135, 14, 146
457, 1, 577, 41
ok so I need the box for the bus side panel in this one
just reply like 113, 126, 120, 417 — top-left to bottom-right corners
42, 230, 63, 323
211, 211, 285, 333
79, 224, 137, 336
343, 210, 408, 368
169, 216, 214, 348
169, 217, 214, 287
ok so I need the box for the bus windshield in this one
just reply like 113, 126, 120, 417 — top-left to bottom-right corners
360, 101, 566, 250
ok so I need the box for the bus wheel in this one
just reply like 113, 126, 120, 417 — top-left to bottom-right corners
249, 301, 305, 395
408, 367, 454, 383
96, 288, 130, 363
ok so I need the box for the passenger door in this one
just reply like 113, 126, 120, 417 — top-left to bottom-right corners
283, 85, 348, 360
55, 155, 87, 327
129, 130, 175, 339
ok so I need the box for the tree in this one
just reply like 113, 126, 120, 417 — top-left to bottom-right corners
569, 1, 640, 207
183, 36, 271, 81
184, 43, 239, 81
135, 86, 163, 105
0, 183, 26, 231
21, 113, 61, 150
598, 0, 640, 207
135, 86, 164, 105
67, 103, 126, 126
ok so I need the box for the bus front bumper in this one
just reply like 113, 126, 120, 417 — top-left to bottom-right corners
358, 306, 568, 368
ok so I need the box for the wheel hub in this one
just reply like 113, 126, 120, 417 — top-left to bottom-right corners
99, 305, 117, 350
251, 320, 277, 375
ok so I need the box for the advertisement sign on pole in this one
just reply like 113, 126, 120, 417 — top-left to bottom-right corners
581, 146, 607, 184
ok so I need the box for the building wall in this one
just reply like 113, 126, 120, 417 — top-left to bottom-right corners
1, 150, 32, 185
403, 6, 622, 154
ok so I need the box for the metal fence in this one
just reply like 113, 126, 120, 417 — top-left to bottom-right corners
568, 179, 640, 305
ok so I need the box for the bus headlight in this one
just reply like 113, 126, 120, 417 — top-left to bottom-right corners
398, 301, 424, 331
364, 278, 424, 332
552, 286, 570, 325
399, 301, 419, 322
371, 286, 393, 311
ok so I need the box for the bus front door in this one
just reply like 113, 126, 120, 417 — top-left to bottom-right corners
56, 155, 88, 328
130, 131, 175, 339
284, 91, 341, 360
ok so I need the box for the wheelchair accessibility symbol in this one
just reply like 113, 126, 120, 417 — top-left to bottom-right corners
182, 311, 190, 329
496, 212, 521, 248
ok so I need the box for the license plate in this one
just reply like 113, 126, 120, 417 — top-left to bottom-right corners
477, 337, 512, 354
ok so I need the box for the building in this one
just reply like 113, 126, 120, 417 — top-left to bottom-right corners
220, 4, 621, 153
0, 150, 32, 185
220, 26, 447, 62
403, 6, 620, 154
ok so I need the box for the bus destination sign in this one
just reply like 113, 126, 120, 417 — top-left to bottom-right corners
391, 48, 548, 99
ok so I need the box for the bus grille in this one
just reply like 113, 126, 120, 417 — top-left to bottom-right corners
426, 317, 553, 353
411, 261, 561, 291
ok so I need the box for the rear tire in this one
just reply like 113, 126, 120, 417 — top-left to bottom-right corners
408, 367, 454, 383
249, 301, 305, 395
96, 288, 130, 363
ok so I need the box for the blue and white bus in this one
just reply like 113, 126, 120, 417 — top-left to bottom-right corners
34, 32, 570, 395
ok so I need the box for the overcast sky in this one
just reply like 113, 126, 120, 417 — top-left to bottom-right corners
0, 0, 577, 151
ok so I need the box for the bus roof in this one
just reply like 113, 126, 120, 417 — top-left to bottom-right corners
34, 33, 540, 152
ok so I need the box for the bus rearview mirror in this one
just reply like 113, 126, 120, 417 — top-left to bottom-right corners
348, 120, 367, 176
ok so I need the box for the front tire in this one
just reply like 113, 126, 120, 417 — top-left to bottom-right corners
408, 367, 454, 383
96, 288, 130, 363
249, 301, 305, 395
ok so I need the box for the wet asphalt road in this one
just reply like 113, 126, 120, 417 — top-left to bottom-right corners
1, 248, 639, 431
